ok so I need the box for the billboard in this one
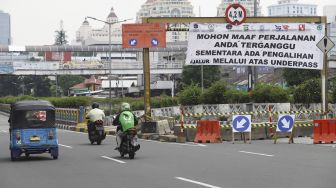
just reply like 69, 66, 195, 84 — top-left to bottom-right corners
186, 23, 325, 70
45, 52, 71, 61
0, 63, 14, 74
122, 23, 166, 48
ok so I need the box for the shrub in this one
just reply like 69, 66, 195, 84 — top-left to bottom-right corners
177, 84, 202, 105
200, 80, 228, 104
293, 78, 321, 103
252, 83, 289, 103
225, 90, 250, 103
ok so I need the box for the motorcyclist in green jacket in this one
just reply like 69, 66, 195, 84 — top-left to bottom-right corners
112, 102, 138, 150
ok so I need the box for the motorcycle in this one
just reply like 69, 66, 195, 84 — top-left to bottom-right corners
88, 120, 106, 145
118, 128, 140, 159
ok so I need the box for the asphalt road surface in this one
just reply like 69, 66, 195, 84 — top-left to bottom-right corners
0, 114, 335, 188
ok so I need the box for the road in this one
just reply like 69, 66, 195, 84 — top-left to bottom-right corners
0, 113, 335, 188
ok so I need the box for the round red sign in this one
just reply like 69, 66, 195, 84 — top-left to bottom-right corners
225, 4, 247, 26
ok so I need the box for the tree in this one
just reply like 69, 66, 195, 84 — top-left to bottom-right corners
253, 83, 289, 103
0, 75, 21, 96
58, 75, 86, 96
201, 80, 228, 104
293, 78, 321, 103
282, 69, 320, 87
54, 20, 68, 45
177, 83, 202, 105
30, 76, 52, 97
182, 66, 221, 88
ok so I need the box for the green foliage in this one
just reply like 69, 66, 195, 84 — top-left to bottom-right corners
252, 84, 289, 103
225, 90, 250, 103
182, 66, 221, 88
293, 78, 321, 103
177, 84, 202, 105
58, 75, 86, 96
283, 69, 320, 86
201, 80, 228, 104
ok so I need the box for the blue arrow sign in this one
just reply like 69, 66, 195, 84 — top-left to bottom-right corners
277, 115, 294, 132
232, 115, 251, 132
151, 38, 159, 46
129, 39, 137, 46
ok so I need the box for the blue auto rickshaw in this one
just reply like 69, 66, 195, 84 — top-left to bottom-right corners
9, 100, 59, 161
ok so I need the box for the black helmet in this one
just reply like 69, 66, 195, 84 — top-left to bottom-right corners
92, 102, 99, 109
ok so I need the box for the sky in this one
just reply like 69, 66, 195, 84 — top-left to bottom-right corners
1, 0, 336, 46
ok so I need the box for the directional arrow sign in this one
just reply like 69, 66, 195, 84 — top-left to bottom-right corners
276, 115, 295, 132
129, 39, 138, 47
232, 115, 251, 133
151, 38, 159, 46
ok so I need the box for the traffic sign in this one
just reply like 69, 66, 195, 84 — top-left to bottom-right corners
276, 115, 295, 132
317, 36, 335, 53
232, 115, 251, 132
122, 23, 166, 48
129, 39, 137, 46
225, 4, 247, 26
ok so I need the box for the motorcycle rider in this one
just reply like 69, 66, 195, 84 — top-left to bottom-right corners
86, 102, 105, 133
112, 102, 138, 150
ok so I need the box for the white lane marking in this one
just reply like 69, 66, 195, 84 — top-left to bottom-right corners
239, 151, 274, 157
169, 142, 207, 147
58, 144, 73, 149
0, 130, 8, 133
101, 156, 126, 164
176, 177, 222, 188
60, 130, 87, 134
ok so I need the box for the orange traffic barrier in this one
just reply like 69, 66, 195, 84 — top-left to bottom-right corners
194, 120, 222, 143
313, 119, 336, 144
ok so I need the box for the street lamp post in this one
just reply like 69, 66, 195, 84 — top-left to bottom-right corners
86, 16, 131, 115
12, 82, 33, 96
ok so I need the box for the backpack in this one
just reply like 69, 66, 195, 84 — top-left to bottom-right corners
119, 111, 135, 132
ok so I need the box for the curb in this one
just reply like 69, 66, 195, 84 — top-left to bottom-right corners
55, 123, 116, 136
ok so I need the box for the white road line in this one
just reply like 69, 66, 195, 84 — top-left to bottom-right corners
239, 151, 274, 157
101, 156, 126, 164
0, 130, 8, 133
169, 142, 207, 147
58, 144, 73, 149
176, 177, 222, 188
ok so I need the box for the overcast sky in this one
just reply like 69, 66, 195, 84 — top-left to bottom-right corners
1, 0, 335, 45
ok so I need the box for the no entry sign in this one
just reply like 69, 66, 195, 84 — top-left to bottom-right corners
225, 4, 247, 26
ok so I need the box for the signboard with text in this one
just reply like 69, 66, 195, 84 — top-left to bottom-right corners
122, 23, 166, 48
186, 23, 325, 70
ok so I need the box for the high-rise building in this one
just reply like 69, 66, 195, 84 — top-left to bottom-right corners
136, 0, 194, 42
75, 8, 122, 45
268, 0, 317, 17
217, 0, 262, 17
0, 10, 11, 45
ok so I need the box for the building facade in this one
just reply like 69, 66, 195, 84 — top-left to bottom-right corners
268, 0, 317, 17
0, 10, 11, 45
136, 0, 194, 42
217, 0, 262, 17
75, 8, 122, 45
324, 6, 336, 56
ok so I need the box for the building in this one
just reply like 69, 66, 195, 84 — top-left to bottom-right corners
75, 8, 122, 45
324, 6, 336, 57
136, 0, 195, 42
268, 0, 317, 17
217, 0, 262, 17
69, 75, 103, 96
0, 10, 11, 45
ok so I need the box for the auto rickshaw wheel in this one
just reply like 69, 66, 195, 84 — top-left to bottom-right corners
52, 155, 58, 160
10, 150, 16, 161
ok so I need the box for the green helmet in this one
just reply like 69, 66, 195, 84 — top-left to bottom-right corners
121, 102, 130, 111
